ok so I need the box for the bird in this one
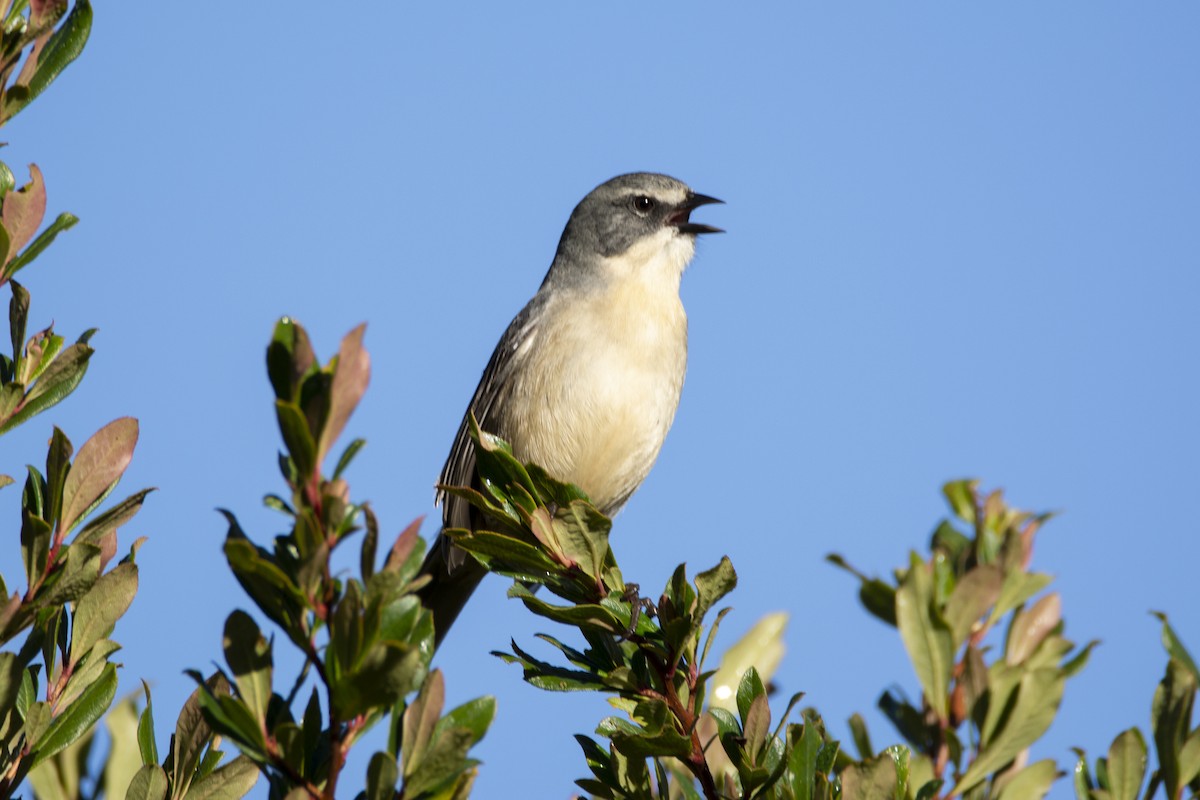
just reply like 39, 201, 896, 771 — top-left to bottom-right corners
417, 172, 723, 647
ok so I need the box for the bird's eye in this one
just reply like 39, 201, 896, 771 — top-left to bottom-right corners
632, 195, 656, 215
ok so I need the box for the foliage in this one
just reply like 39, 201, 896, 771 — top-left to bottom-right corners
190, 319, 494, 800
829, 481, 1097, 799
0, 1, 152, 796
0, 3, 1190, 798
1072, 615, 1200, 800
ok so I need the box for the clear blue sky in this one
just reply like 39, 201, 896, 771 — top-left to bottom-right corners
1, 3, 1196, 797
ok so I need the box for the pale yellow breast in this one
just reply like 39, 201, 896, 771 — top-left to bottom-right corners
501, 273, 688, 515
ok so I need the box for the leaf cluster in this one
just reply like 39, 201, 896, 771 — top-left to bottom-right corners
1072, 615, 1200, 800
0, 23, 151, 787
829, 480, 1097, 800
191, 320, 494, 800
445, 422, 924, 799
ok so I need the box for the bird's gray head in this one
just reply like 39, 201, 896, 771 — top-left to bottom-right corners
545, 173, 722, 290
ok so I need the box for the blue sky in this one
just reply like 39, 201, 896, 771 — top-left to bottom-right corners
1, 3, 1197, 797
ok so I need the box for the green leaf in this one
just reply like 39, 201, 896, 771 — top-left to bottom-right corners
0, 161, 14, 198
957, 667, 1064, 793
495, 643, 608, 692
1152, 611, 1200, 685
943, 565, 1002, 647
0, 340, 92, 434
44, 425, 72, 525
69, 561, 137, 665
848, 713, 873, 760
402, 669, 445, 781
2, 0, 92, 123
360, 501, 379, 580
186, 671, 268, 761
693, 556, 737, 622
988, 571, 1053, 627
1071, 748, 1095, 799
434, 695, 496, 747
221, 611, 272, 728
552, 500, 611, 579
841, 753, 900, 800
1151, 658, 1197, 798
36, 544, 99, 614
0, 652, 24, 724
826, 553, 897, 626
183, 755, 260, 800
942, 479, 978, 524
1104, 728, 1147, 800
994, 759, 1060, 800
75, 488, 154, 558
23, 330, 65, 386
333, 437, 366, 481
446, 528, 559, 580
0, 211, 80, 280
1178, 726, 1200, 787
1061, 639, 1100, 678
597, 706, 692, 760
274, 400, 316, 482
30, 661, 117, 766
123, 764, 169, 800
366, 751, 399, 800
737, 666, 766, 726
137, 681, 157, 766
895, 552, 954, 721
9, 281, 30, 373
789, 713, 822, 800
21, 507, 52, 590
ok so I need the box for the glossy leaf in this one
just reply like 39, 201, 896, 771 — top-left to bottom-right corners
124, 765, 169, 800
137, 681, 157, 766
317, 323, 369, 467
30, 661, 117, 766
3, 0, 92, 122
0, 340, 91, 433
274, 400, 316, 482
943, 564, 1002, 647
0, 211, 79, 280
366, 751, 398, 800
1, 164, 46, 257
896, 552, 953, 721
69, 560, 137, 665
1152, 611, 1200, 684
994, 758, 1059, 800
1105, 728, 1147, 800
221, 611, 272, 727
170, 673, 232, 799
1007, 592, 1062, 665
61, 417, 139, 542
942, 479, 978, 524
1151, 658, 1197, 797
182, 755, 259, 800
957, 667, 1063, 792
841, 753, 900, 800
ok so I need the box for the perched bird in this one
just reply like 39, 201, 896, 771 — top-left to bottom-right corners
418, 173, 722, 647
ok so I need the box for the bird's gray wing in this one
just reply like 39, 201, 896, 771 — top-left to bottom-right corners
435, 298, 543, 547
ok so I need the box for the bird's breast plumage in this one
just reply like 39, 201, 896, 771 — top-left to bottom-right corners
498, 267, 688, 515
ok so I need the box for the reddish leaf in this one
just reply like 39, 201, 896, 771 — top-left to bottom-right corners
60, 418, 139, 536
1, 164, 46, 264
317, 323, 369, 467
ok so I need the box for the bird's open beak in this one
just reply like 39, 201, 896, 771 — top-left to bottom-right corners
672, 192, 724, 235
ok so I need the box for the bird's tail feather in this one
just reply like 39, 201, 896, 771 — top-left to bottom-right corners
416, 533, 488, 649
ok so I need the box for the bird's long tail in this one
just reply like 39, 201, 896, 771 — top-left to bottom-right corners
415, 535, 489, 649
